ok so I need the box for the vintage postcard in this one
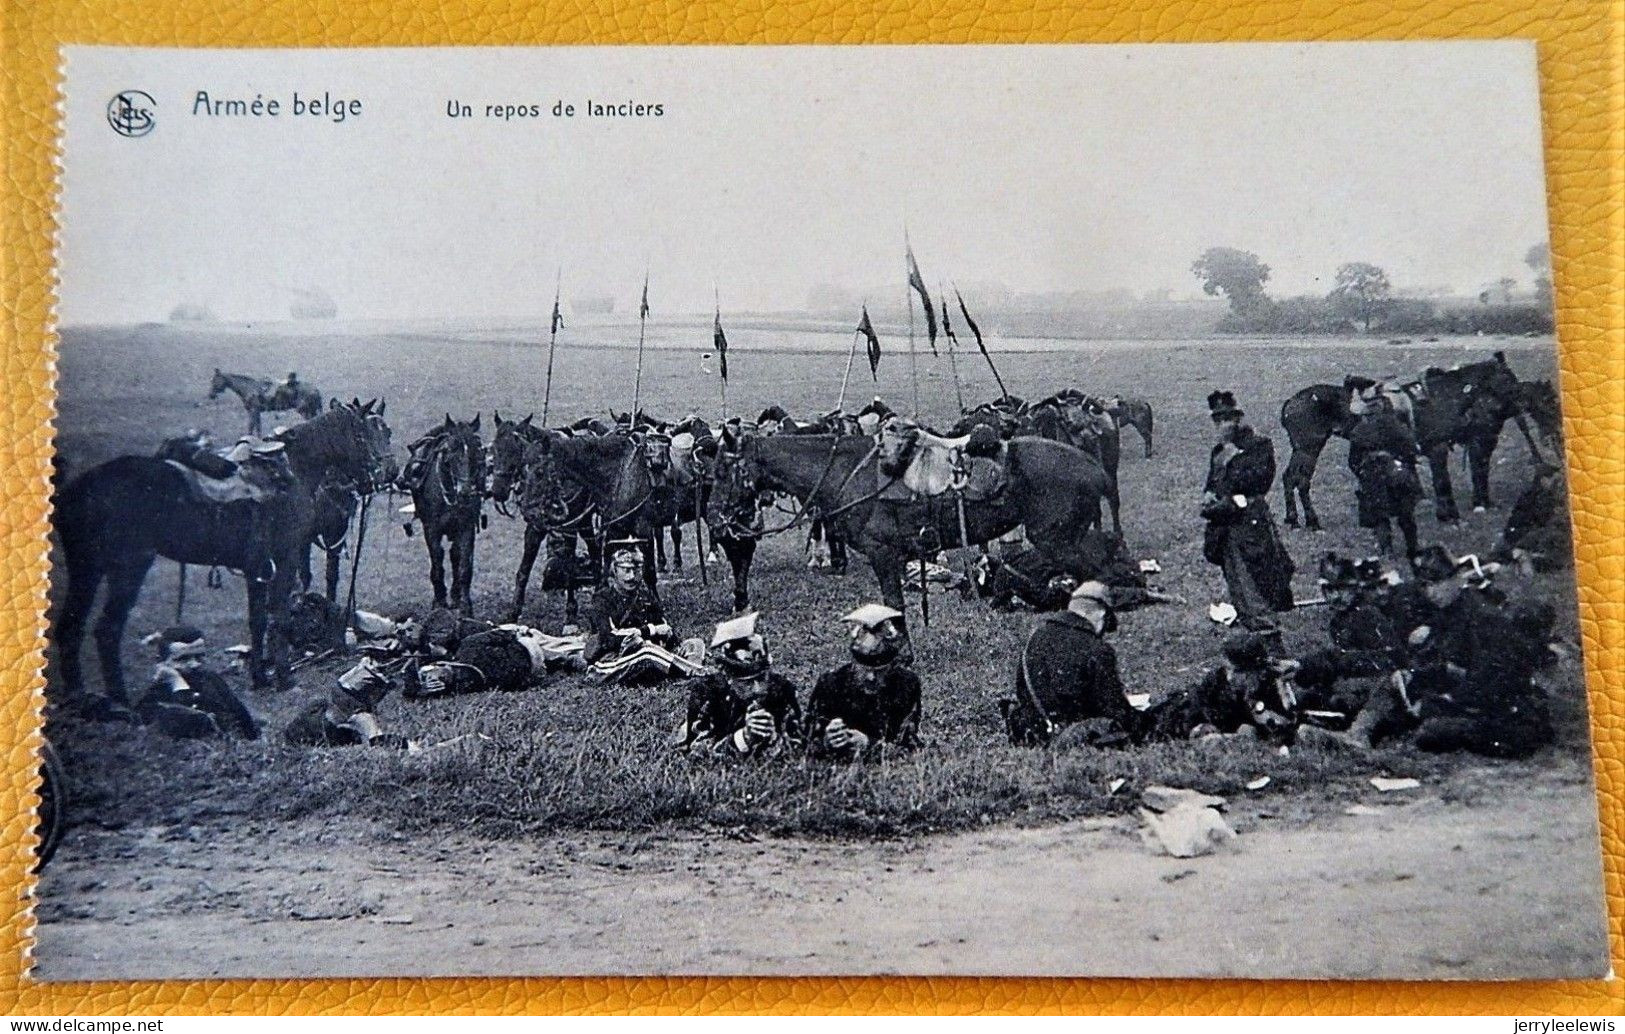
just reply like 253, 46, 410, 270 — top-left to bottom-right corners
35, 43, 1608, 980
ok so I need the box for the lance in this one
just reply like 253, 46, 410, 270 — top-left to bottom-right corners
904, 228, 921, 417
837, 325, 861, 413
541, 267, 563, 425
955, 284, 1009, 401
632, 271, 650, 418
941, 282, 965, 413
715, 284, 727, 426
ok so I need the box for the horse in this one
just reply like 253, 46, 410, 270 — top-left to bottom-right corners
407, 415, 487, 616
711, 432, 1109, 620
1279, 352, 1539, 528
1104, 396, 1155, 458
53, 399, 395, 702
299, 476, 358, 601
527, 429, 760, 615
491, 412, 596, 625
207, 369, 324, 435
1028, 394, 1122, 535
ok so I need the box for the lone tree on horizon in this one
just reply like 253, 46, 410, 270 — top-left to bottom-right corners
1329, 262, 1392, 333
1191, 247, 1271, 313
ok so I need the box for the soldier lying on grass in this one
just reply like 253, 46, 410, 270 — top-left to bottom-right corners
806, 604, 922, 760
677, 613, 803, 758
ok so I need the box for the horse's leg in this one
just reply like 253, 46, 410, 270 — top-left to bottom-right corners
299, 542, 314, 593
1281, 446, 1321, 530
869, 547, 908, 618
265, 563, 297, 691
669, 522, 683, 572
1397, 508, 1420, 559
1141, 408, 1154, 458
324, 546, 342, 601
1468, 434, 1497, 511
55, 561, 103, 697
1425, 445, 1460, 523
451, 521, 475, 617
246, 579, 270, 689
654, 524, 668, 572
507, 521, 544, 624
94, 555, 154, 705
720, 535, 756, 612
426, 525, 449, 608
248, 404, 262, 437
828, 527, 847, 575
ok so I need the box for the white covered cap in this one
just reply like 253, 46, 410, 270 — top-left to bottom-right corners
711, 611, 760, 647
841, 603, 904, 628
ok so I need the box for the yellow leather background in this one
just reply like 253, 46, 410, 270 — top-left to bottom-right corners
2, 0, 1619, 1015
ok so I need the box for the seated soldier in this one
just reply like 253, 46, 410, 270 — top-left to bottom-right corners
678, 613, 803, 757
131, 626, 260, 740
1285, 554, 1407, 727
1140, 631, 1295, 743
999, 581, 1141, 747
806, 604, 922, 760
585, 539, 705, 683
283, 655, 405, 749
408, 623, 585, 697
1491, 464, 1572, 573
1298, 547, 1524, 753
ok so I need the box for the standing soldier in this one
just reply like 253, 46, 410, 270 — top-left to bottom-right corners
1347, 394, 1423, 561
1201, 389, 1294, 643
806, 604, 923, 759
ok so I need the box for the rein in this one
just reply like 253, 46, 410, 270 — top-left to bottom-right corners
746, 440, 891, 538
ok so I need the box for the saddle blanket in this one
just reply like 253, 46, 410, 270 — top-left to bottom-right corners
165, 459, 281, 505
889, 430, 1007, 501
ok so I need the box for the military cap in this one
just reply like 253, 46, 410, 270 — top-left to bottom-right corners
711, 611, 760, 648
841, 603, 905, 629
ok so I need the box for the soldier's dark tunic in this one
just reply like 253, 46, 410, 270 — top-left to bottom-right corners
134, 668, 260, 740
1294, 596, 1404, 712
806, 663, 922, 757
1347, 410, 1422, 532
585, 581, 671, 662
1141, 663, 1294, 742
681, 673, 804, 757
1004, 611, 1138, 746
1203, 426, 1294, 624
1406, 590, 1552, 758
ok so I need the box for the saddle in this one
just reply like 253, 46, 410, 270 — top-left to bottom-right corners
881, 425, 1007, 502
162, 435, 291, 506
1346, 375, 1423, 420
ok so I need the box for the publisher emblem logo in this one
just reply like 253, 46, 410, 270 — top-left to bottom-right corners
107, 90, 156, 137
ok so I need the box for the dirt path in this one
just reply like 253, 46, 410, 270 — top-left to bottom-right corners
32, 769, 1608, 982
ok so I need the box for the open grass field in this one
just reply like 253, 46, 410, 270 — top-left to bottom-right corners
33, 320, 1610, 979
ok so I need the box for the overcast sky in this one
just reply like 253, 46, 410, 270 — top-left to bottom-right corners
61, 42, 1551, 323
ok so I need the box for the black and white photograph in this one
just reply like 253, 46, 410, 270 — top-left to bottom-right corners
35, 42, 1608, 980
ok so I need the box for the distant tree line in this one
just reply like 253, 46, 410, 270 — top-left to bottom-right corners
1190, 245, 1555, 337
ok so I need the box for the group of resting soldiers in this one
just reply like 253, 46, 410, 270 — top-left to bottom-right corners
1001, 544, 1556, 759
107, 380, 1564, 769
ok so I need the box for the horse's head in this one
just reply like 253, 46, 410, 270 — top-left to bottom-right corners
285, 397, 395, 492
207, 368, 228, 400
707, 439, 764, 534
433, 413, 486, 507
1428, 352, 1524, 421
520, 430, 595, 530
488, 411, 536, 505
877, 419, 920, 477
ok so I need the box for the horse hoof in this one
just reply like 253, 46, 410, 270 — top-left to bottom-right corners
1284, 518, 1300, 529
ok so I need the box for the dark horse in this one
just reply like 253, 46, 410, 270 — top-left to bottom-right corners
526, 429, 759, 615
54, 399, 395, 702
299, 476, 358, 601
712, 433, 1109, 618
490, 412, 597, 624
408, 415, 487, 617
1279, 353, 1540, 528
208, 370, 324, 435
1104, 395, 1155, 458
1028, 395, 1122, 535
